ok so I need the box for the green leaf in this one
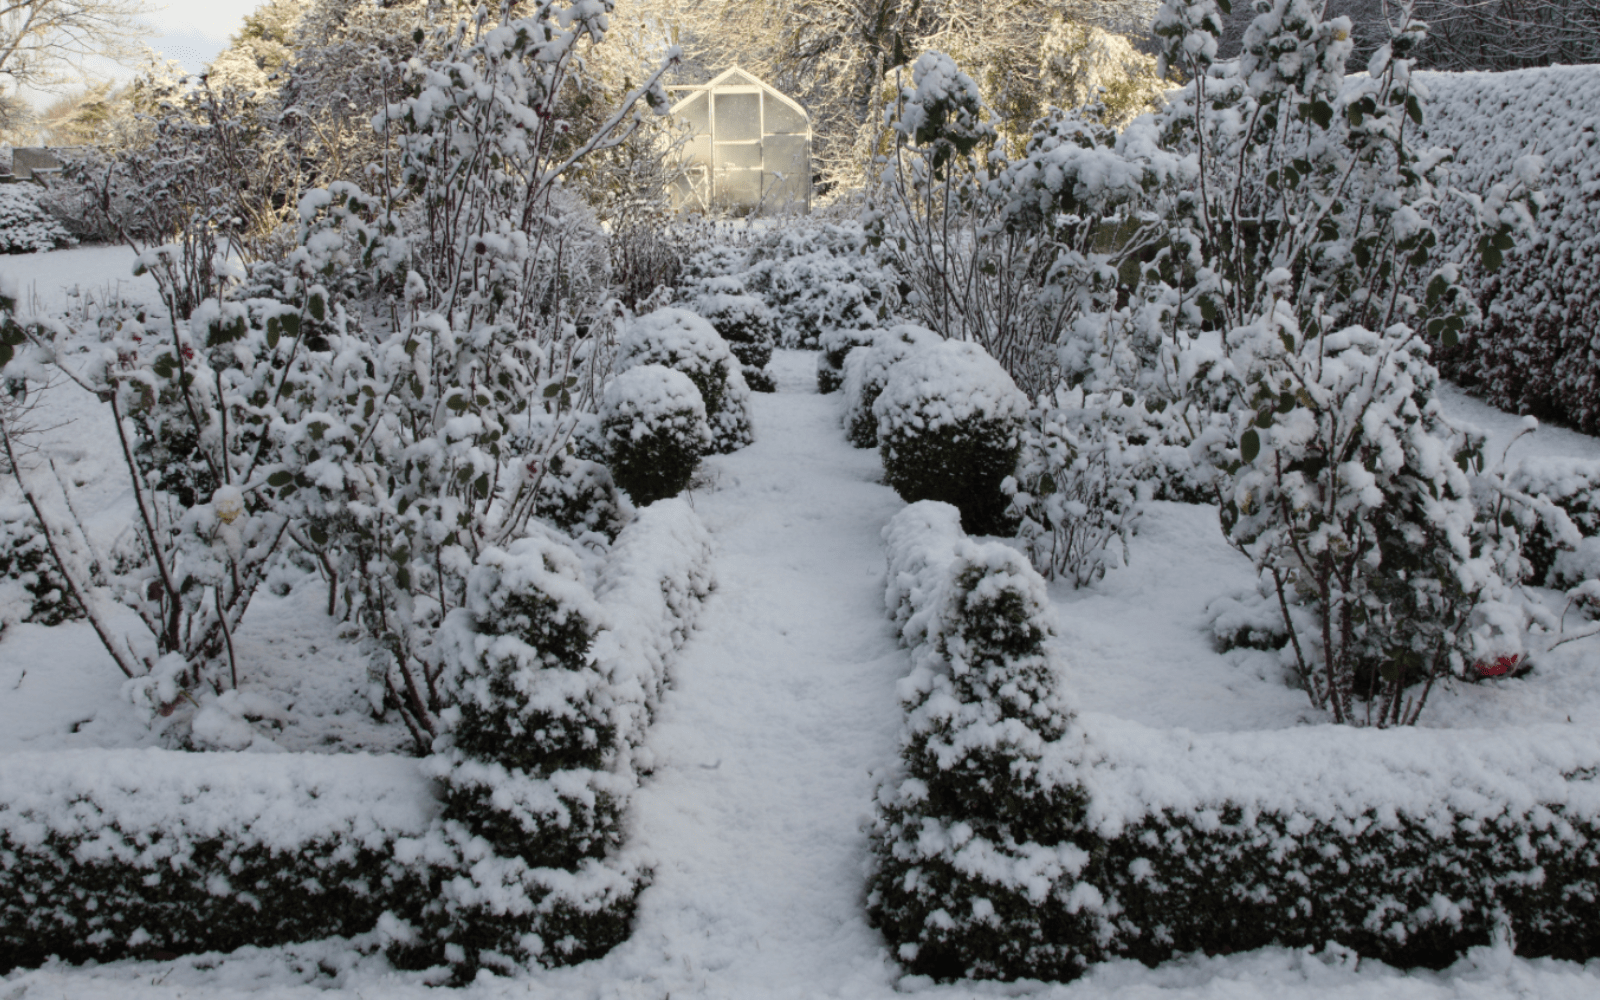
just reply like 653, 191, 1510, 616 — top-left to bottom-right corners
281, 313, 301, 338
1039, 473, 1057, 495
1277, 392, 1295, 413
1254, 409, 1274, 428
266, 316, 281, 350
542, 382, 562, 398
474, 473, 490, 498
1240, 428, 1261, 463
309, 524, 329, 546
1405, 93, 1423, 125
1491, 230, 1515, 251
1280, 331, 1296, 352
308, 292, 326, 322
1216, 0, 1230, 12
267, 470, 294, 487
1443, 326, 1460, 349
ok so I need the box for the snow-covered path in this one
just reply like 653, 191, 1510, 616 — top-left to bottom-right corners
587, 349, 910, 996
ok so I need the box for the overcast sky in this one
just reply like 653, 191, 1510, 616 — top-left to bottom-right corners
142, 0, 253, 73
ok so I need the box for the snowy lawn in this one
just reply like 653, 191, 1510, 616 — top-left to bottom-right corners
5, 248, 1600, 997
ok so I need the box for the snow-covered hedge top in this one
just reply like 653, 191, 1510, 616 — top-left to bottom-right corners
873, 338, 1030, 435
883, 499, 966, 642
617, 307, 734, 381
601, 364, 709, 437
1071, 713, 1600, 836
1418, 66, 1595, 267
0, 748, 437, 852
593, 498, 714, 763
844, 326, 942, 402
692, 290, 773, 328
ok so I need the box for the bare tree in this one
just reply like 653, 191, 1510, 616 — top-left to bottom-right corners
0, 0, 151, 96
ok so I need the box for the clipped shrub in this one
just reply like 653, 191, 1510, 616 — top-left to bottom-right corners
416, 529, 636, 973
690, 276, 778, 393
602, 364, 710, 506
534, 452, 627, 544
869, 502, 1600, 984
1419, 66, 1600, 432
875, 339, 1028, 534
840, 324, 942, 448
817, 324, 879, 394
0, 507, 83, 628
617, 306, 753, 453
0, 184, 73, 254
0, 749, 437, 972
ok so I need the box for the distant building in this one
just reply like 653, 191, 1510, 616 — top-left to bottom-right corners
667, 67, 812, 216
10, 147, 88, 180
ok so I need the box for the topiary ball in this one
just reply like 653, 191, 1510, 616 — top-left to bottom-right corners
617, 307, 753, 454
602, 364, 711, 506
875, 339, 1029, 535
841, 324, 942, 448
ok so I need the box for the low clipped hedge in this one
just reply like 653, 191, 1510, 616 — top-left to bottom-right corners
0, 750, 437, 971
1, 502, 715, 977
869, 501, 1600, 984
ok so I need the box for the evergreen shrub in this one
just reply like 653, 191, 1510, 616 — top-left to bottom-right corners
0, 184, 73, 254
874, 339, 1028, 534
1500, 458, 1600, 587
869, 502, 1600, 984
840, 325, 941, 448
690, 277, 778, 392
601, 364, 711, 506
0, 750, 437, 972
817, 325, 879, 394
617, 307, 753, 453
0, 507, 83, 628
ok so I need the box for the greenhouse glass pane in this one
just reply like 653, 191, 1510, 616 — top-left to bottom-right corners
764, 98, 807, 135
714, 92, 761, 142
714, 141, 762, 169
678, 92, 710, 135
765, 134, 809, 177
715, 168, 762, 209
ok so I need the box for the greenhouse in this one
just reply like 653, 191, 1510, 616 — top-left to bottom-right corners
667, 67, 812, 215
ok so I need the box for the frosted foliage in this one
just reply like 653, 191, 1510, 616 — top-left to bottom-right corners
892, 52, 996, 171
602, 364, 710, 443
1419, 66, 1600, 431
874, 339, 1029, 441
841, 324, 941, 448
616, 306, 752, 452
0, 186, 73, 254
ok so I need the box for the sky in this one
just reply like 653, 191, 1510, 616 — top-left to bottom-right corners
142, 0, 255, 74
16, 0, 252, 110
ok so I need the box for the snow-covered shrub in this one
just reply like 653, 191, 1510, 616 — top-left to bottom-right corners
1005, 395, 1151, 587
1139, 0, 1539, 725
817, 324, 880, 394
868, 501, 1600, 982
869, 500, 1091, 979
617, 306, 753, 454
602, 364, 711, 506
875, 339, 1029, 534
689, 277, 777, 393
534, 453, 628, 545
0, 749, 437, 970
0, 507, 82, 628
841, 324, 942, 448
0, 184, 72, 253
1498, 458, 1600, 587
1419, 67, 1600, 431
740, 221, 896, 350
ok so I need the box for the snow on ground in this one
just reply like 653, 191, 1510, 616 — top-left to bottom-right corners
6, 249, 1600, 996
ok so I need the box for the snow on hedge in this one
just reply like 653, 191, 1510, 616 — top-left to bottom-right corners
1419, 65, 1600, 430
869, 499, 1600, 983
0, 503, 717, 976
0, 184, 73, 254
0, 749, 436, 970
